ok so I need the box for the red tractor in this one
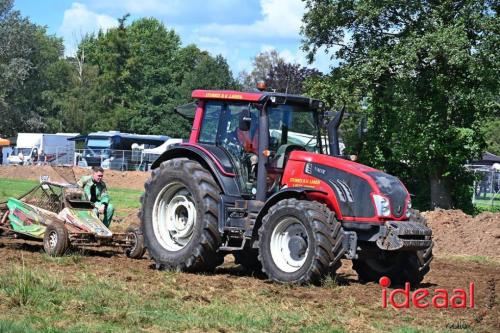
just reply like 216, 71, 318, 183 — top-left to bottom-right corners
140, 89, 433, 285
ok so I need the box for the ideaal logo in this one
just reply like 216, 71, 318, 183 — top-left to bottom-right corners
380, 276, 475, 309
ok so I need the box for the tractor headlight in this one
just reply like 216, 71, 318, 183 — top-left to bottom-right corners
406, 199, 412, 218
373, 194, 391, 217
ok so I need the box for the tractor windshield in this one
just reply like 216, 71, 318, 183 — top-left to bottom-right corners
267, 104, 323, 153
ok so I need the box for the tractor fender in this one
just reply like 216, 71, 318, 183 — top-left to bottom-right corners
151, 145, 240, 197
251, 187, 329, 243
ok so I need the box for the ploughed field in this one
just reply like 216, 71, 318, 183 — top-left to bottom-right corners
0, 166, 498, 332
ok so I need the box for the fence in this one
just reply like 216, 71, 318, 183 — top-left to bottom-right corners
73, 149, 161, 171
469, 167, 500, 210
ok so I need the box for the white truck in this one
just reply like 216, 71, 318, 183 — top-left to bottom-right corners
8, 133, 79, 165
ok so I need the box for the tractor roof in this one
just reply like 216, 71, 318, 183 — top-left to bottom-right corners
192, 90, 324, 108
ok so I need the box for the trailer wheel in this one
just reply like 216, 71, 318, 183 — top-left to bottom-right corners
125, 227, 146, 259
43, 222, 69, 257
258, 199, 344, 285
353, 210, 433, 286
140, 159, 222, 272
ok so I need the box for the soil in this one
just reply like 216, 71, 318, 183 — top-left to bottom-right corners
424, 209, 500, 258
0, 165, 149, 190
0, 165, 499, 331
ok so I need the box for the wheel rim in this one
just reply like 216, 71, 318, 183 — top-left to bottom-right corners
270, 217, 309, 273
48, 230, 58, 249
127, 232, 138, 252
153, 182, 197, 251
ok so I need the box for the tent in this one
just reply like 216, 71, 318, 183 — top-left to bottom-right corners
0, 138, 10, 146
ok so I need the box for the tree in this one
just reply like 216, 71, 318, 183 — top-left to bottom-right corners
240, 49, 321, 94
75, 17, 238, 138
239, 50, 284, 90
267, 62, 320, 94
302, 0, 499, 211
482, 118, 500, 155
0, 0, 69, 136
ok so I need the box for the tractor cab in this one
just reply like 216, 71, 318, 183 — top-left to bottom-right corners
185, 90, 327, 201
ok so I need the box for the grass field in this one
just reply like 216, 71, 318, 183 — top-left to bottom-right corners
0, 177, 142, 218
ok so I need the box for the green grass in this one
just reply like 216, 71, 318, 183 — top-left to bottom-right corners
0, 177, 142, 217
0, 178, 39, 202
474, 192, 500, 212
0, 263, 349, 333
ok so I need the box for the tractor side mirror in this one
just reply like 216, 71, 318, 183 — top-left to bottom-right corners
239, 109, 251, 131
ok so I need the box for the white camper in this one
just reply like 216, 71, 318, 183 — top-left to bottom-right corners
137, 138, 183, 170
8, 133, 79, 165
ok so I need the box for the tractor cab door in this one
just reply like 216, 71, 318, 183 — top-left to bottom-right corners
266, 104, 324, 190
198, 101, 259, 197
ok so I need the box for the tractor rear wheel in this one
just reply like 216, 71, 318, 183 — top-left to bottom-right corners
353, 210, 433, 286
258, 199, 344, 285
43, 222, 70, 257
140, 158, 222, 272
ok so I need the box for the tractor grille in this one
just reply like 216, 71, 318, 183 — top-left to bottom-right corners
367, 172, 408, 218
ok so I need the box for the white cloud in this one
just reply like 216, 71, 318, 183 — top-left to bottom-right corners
198, 0, 304, 39
257, 45, 336, 73
58, 2, 118, 56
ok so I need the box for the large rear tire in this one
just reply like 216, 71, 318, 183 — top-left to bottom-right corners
353, 210, 433, 286
140, 159, 222, 272
258, 199, 344, 285
43, 222, 70, 257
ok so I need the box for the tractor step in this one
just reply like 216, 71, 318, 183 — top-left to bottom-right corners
220, 228, 247, 251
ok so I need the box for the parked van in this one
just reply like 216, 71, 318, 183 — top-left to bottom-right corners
8, 133, 79, 165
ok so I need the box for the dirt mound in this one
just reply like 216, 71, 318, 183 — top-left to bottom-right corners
424, 209, 500, 258
0, 165, 149, 190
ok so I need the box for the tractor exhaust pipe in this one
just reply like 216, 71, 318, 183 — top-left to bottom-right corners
327, 105, 345, 156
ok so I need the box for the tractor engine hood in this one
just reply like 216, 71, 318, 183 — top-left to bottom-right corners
287, 151, 411, 220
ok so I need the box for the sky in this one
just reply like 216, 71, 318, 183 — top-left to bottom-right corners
14, 0, 335, 76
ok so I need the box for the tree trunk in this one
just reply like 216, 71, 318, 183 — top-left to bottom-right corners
430, 172, 452, 209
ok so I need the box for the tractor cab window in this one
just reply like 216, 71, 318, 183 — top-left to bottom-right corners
199, 102, 223, 144
268, 104, 322, 156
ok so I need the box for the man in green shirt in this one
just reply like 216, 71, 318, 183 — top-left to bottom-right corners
77, 166, 115, 227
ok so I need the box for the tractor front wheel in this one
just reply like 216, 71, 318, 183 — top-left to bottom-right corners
43, 222, 70, 256
258, 199, 344, 285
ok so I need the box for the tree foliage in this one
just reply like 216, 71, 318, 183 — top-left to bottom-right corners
0, 0, 66, 136
240, 49, 321, 94
1, 5, 238, 140
302, 0, 499, 211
